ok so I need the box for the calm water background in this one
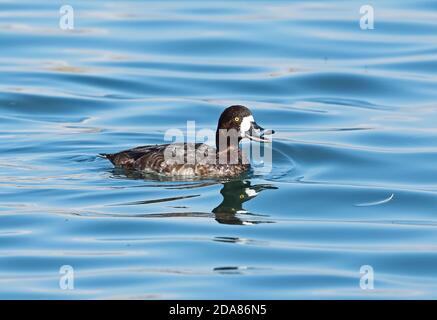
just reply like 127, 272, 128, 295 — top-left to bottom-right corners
1, 0, 437, 299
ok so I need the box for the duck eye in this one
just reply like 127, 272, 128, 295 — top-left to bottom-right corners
239, 194, 245, 199
234, 117, 240, 122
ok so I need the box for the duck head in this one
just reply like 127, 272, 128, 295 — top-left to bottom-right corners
215, 105, 275, 150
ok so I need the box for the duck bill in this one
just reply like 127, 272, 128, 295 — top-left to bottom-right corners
245, 121, 275, 143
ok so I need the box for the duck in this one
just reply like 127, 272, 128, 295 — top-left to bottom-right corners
100, 105, 274, 178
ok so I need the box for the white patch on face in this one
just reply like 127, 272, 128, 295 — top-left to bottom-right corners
240, 115, 254, 137
244, 187, 258, 197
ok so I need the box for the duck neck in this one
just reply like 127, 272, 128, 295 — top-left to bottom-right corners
215, 128, 242, 163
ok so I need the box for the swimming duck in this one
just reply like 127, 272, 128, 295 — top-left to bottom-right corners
101, 105, 274, 177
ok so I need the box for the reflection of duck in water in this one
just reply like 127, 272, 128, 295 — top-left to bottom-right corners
212, 180, 277, 225
108, 177, 277, 225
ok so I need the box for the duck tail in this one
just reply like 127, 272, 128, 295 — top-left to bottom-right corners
98, 153, 117, 165
98, 153, 112, 159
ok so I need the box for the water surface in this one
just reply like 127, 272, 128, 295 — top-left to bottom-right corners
1, 0, 437, 299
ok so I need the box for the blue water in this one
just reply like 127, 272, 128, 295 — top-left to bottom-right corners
1, 0, 437, 299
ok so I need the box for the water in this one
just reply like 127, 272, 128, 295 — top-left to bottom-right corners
1, 0, 437, 299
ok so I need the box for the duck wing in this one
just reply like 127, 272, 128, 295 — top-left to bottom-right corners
101, 144, 170, 170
